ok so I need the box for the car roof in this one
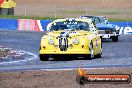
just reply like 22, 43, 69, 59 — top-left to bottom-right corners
80, 16, 106, 18
53, 18, 93, 24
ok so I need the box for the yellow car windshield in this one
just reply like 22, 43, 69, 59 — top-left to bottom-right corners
50, 21, 90, 31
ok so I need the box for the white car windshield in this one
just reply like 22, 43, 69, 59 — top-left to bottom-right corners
49, 21, 90, 31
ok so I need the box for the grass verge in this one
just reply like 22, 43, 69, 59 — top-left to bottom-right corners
0, 15, 58, 20
0, 15, 132, 22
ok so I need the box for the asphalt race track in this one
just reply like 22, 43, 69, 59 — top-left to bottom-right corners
0, 30, 132, 71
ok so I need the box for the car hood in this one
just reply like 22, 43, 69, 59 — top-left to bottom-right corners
45, 30, 91, 38
96, 23, 114, 30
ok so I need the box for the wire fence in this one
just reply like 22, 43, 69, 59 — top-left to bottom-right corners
14, 0, 132, 19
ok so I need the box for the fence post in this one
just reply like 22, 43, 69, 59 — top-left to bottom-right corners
55, 6, 57, 18
24, 0, 27, 16
85, 7, 87, 15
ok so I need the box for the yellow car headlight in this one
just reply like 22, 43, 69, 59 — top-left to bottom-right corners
73, 38, 79, 45
48, 39, 54, 45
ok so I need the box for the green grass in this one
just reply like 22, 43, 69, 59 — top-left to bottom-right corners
0, 15, 59, 20
0, 15, 132, 22
108, 18, 132, 22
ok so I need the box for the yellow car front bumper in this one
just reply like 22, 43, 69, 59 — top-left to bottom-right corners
39, 49, 90, 55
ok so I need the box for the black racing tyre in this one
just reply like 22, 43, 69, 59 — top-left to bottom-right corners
76, 75, 86, 85
100, 36, 103, 41
0, 8, 2, 15
1, 8, 8, 15
88, 42, 94, 60
8, 8, 14, 15
39, 54, 49, 61
112, 36, 118, 42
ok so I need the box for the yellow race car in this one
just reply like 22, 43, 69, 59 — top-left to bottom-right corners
39, 18, 102, 61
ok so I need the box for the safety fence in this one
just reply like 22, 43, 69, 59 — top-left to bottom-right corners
0, 18, 17, 30
109, 22, 132, 34
0, 18, 132, 34
0, 18, 52, 31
